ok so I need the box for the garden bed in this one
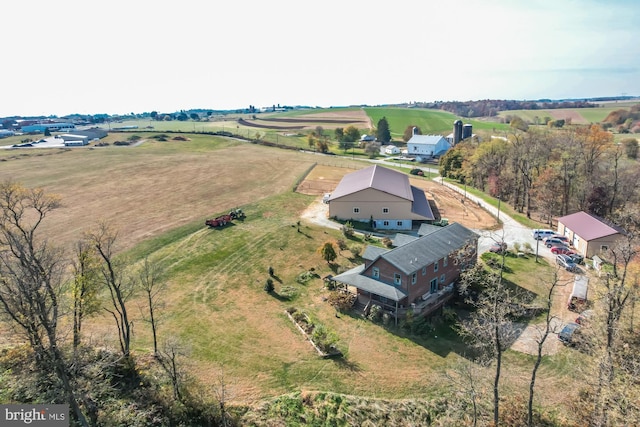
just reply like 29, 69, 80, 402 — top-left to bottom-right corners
285, 308, 342, 358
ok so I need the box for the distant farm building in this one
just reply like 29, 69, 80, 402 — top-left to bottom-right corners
445, 120, 474, 145
60, 134, 90, 146
21, 123, 76, 133
382, 145, 400, 155
406, 129, 452, 162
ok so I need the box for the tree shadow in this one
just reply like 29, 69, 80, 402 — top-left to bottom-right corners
331, 357, 362, 373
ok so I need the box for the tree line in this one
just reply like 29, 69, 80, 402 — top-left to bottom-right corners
439, 124, 640, 226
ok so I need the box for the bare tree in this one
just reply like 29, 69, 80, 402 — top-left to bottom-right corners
86, 223, 135, 358
213, 366, 235, 427
157, 336, 190, 402
528, 268, 565, 427
458, 247, 523, 426
138, 257, 165, 357
444, 358, 484, 427
0, 181, 88, 426
591, 227, 639, 426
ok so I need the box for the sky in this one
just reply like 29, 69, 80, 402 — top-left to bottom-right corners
2, 0, 639, 117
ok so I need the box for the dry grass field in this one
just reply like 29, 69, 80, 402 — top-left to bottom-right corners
0, 138, 579, 418
242, 109, 373, 131
0, 136, 317, 250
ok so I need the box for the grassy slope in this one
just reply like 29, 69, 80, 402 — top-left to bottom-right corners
497, 106, 635, 124
364, 107, 509, 139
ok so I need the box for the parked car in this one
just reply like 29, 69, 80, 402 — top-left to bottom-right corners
543, 234, 569, 245
489, 242, 507, 253
556, 254, 578, 272
546, 237, 569, 248
532, 229, 555, 240
551, 246, 575, 255
558, 322, 580, 345
559, 321, 593, 352
569, 253, 584, 265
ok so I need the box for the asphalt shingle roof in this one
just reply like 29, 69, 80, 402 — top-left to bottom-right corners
332, 265, 408, 301
380, 223, 477, 275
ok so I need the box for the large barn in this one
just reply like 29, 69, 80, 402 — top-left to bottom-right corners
327, 165, 435, 230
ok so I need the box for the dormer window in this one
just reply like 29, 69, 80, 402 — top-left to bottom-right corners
372, 267, 379, 279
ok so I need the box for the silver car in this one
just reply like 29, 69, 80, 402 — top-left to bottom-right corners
556, 254, 578, 272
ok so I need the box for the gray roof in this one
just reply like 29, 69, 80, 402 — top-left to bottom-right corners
329, 165, 413, 201
362, 245, 390, 261
411, 185, 435, 220
391, 233, 419, 247
417, 223, 443, 236
407, 134, 447, 145
333, 265, 408, 301
378, 223, 477, 275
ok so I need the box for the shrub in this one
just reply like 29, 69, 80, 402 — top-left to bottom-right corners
409, 168, 424, 176
349, 244, 362, 257
382, 237, 393, 248
278, 285, 298, 300
367, 304, 382, 322
264, 278, 274, 293
341, 222, 354, 237
268, 266, 274, 277
513, 242, 521, 253
311, 325, 338, 352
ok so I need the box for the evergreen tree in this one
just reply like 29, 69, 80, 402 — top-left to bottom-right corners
376, 117, 391, 143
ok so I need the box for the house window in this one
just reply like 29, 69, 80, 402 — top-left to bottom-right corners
383, 221, 390, 226
372, 267, 379, 279
440, 274, 445, 283
396, 221, 403, 227
394, 273, 401, 285
382, 207, 389, 214
422, 266, 426, 275
601, 245, 609, 252
353, 207, 360, 214
412, 272, 417, 285
434, 261, 439, 272
443, 256, 448, 267
430, 278, 438, 293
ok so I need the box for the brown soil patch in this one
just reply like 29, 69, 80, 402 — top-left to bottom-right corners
297, 164, 496, 230
251, 109, 372, 130
548, 109, 587, 124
